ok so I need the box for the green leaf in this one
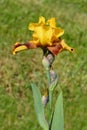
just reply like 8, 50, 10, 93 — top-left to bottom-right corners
51, 91, 64, 130
31, 83, 48, 130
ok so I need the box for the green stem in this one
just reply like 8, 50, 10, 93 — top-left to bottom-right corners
49, 91, 52, 110
46, 68, 51, 85
46, 68, 52, 109
46, 68, 53, 125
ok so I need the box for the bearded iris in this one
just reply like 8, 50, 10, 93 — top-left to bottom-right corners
13, 16, 74, 129
13, 16, 74, 55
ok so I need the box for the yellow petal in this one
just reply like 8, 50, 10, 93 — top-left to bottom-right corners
39, 16, 45, 24
13, 42, 38, 55
61, 39, 74, 52
47, 18, 56, 28
30, 39, 40, 46
28, 16, 65, 47
34, 26, 53, 46
29, 16, 45, 31
54, 28, 64, 38
29, 23, 38, 31
13, 45, 27, 55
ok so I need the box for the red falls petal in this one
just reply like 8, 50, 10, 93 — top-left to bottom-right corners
13, 42, 37, 55
47, 43, 63, 55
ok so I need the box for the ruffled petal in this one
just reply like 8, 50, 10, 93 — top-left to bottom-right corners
32, 26, 53, 46
47, 18, 56, 28
28, 16, 65, 46
54, 28, 64, 38
29, 16, 45, 31
39, 16, 45, 24
29, 23, 38, 31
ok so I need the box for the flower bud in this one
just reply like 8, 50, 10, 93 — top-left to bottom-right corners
42, 56, 50, 69
42, 95, 49, 106
49, 70, 58, 91
47, 53, 55, 65
42, 89, 49, 106
42, 53, 55, 69
50, 70, 57, 82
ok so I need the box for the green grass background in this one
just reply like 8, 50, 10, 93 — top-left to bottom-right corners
0, 0, 87, 129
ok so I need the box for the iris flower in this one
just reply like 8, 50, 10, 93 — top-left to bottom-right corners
13, 16, 74, 55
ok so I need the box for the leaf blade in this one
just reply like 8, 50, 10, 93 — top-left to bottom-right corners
31, 83, 48, 130
51, 91, 64, 130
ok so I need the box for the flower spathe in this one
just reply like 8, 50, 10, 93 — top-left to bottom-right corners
13, 16, 74, 55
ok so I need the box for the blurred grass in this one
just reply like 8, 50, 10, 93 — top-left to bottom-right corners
0, 0, 87, 129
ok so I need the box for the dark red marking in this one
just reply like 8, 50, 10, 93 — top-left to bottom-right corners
71, 48, 73, 51
24, 42, 37, 49
14, 43, 22, 49
47, 43, 63, 55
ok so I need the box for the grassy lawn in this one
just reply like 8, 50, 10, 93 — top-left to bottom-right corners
0, 0, 87, 129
